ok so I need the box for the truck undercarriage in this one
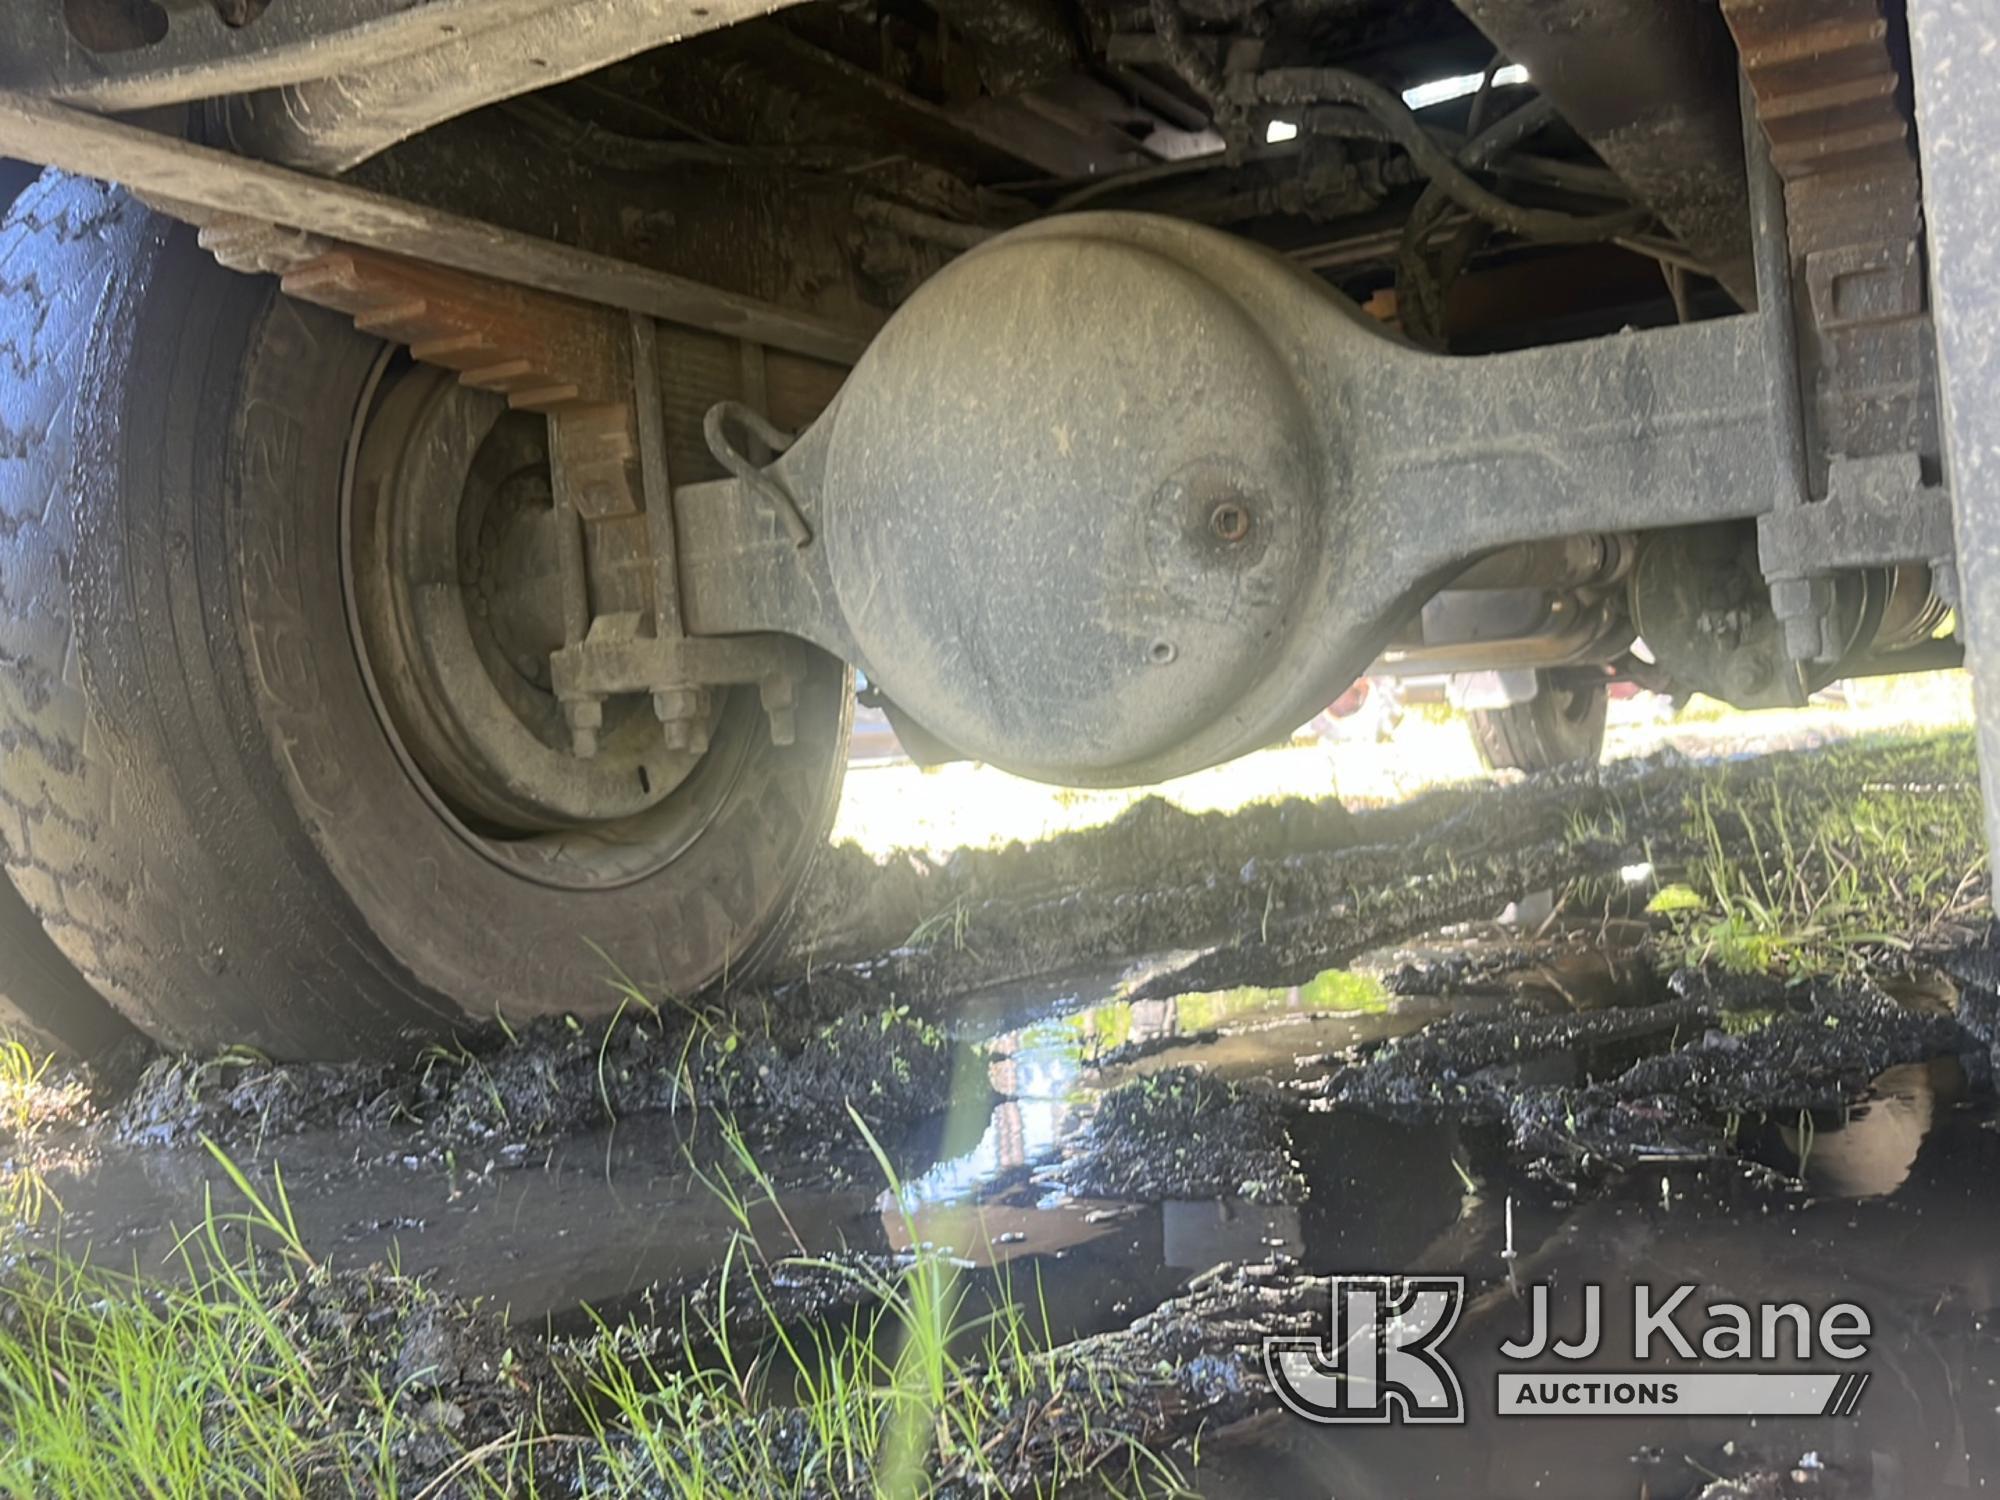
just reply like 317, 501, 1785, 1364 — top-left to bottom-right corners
0, 0, 1991, 1057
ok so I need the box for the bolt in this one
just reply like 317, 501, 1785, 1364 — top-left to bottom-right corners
1781, 612, 1827, 663
1767, 575, 1814, 620
563, 697, 603, 759
1209, 501, 1251, 543
654, 687, 710, 755
653, 687, 704, 723
759, 676, 797, 746
1768, 574, 1835, 664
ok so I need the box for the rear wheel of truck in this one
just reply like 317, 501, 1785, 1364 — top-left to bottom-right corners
1469, 671, 1609, 773
0, 174, 851, 1058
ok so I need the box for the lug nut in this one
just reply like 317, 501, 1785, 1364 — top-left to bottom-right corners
653, 687, 703, 722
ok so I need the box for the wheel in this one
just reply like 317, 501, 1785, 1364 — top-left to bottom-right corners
0, 174, 851, 1058
1469, 671, 1608, 772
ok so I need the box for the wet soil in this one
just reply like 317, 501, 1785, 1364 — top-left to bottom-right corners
781, 734, 1989, 1019
1059, 1068, 1306, 1204
77, 733, 1985, 1160
1323, 967, 1983, 1167
9, 730, 1998, 1496
110, 1003, 969, 1162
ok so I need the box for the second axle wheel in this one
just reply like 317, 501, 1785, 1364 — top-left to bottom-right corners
1470, 672, 1609, 773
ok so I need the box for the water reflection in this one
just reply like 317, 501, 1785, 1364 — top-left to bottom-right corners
886, 967, 1448, 1267
898, 967, 1402, 1220
1195, 1081, 2000, 1499
1775, 1057, 1966, 1199
1162, 1199, 1302, 1269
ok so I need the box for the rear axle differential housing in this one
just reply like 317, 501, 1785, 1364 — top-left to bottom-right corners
820, 223, 1328, 779
678, 214, 1777, 786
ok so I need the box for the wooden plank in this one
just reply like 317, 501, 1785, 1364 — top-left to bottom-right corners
0, 89, 876, 366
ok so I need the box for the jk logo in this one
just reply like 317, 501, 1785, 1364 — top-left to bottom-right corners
1266, 1275, 1466, 1424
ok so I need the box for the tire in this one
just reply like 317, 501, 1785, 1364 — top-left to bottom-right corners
1470, 671, 1608, 773
0, 175, 147, 1059
0, 889, 134, 1060
0, 174, 851, 1058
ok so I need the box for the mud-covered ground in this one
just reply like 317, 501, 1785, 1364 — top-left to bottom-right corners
3, 729, 1996, 1498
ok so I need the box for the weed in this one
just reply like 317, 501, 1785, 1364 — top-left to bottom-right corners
1648, 736, 1988, 978
0, 1116, 1196, 1500
0, 1039, 51, 1139
906, 896, 974, 956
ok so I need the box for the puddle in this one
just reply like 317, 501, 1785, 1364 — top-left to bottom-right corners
1744, 1055, 1969, 1199
19, 964, 1463, 1319
14, 916, 2000, 1496
23, 1115, 906, 1322
1190, 1082, 2000, 1500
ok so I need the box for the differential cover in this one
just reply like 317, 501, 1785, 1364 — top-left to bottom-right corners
820, 227, 1323, 781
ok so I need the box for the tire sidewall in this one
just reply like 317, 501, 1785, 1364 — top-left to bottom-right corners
43, 198, 846, 1052
223, 271, 851, 1026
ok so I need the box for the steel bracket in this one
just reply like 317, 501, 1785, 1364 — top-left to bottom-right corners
1758, 453, 1954, 575
549, 623, 806, 752
221, 221, 808, 760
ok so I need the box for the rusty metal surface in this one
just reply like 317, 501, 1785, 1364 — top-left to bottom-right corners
0, 89, 876, 365
276, 242, 632, 413
1729, 0, 1915, 180
1723, 0, 1932, 506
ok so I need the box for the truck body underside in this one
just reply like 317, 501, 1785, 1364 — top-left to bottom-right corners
0, 0, 1992, 1055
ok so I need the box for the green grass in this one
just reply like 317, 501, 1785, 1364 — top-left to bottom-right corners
0, 1148, 404, 1499
0, 1038, 54, 1139
0, 1118, 1195, 1500
1647, 733, 1988, 977
565, 1110, 1192, 1499
905, 896, 974, 956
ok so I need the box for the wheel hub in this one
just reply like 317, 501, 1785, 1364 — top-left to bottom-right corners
347, 365, 708, 838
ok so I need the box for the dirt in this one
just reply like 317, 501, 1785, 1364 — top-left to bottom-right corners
1319, 966, 1982, 1168
197, 1254, 546, 1493
581, 1249, 901, 1356
1059, 1068, 1306, 1204
111, 1004, 968, 1162
801, 742, 1925, 1015
12, 728, 2000, 1497
90, 732, 1983, 1161
782, 792, 1370, 969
